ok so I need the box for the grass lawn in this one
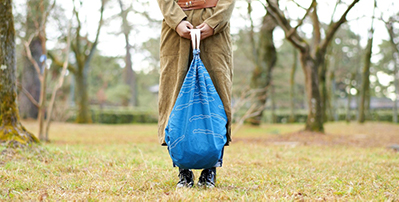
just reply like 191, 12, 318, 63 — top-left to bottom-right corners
1, 121, 398, 201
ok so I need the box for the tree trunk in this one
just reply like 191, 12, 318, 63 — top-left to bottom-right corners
0, 0, 39, 145
319, 55, 328, 122
75, 70, 91, 123
358, 37, 372, 123
249, 12, 277, 125
300, 51, 324, 132
37, 67, 47, 140
358, 0, 375, 123
358, 36, 373, 123
119, 0, 137, 107
71, 0, 104, 123
289, 48, 298, 123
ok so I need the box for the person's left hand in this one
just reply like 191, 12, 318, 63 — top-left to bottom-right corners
196, 23, 214, 40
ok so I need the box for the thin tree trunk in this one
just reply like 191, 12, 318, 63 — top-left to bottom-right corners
0, 0, 39, 145
73, 0, 105, 123
44, 23, 71, 140
37, 67, 47, 140
359, 1, 375, 123
358, 36, 372, 123
118, 0, 137, 107
289, 48, 298, 123
123, 38, 137, 106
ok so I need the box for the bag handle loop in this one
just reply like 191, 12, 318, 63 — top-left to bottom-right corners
190, 29, 201, 50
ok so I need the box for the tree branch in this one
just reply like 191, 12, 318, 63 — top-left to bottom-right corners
287, 0, 315, 39
23, 41, 43, 81
310, 1, 321, 54
291, 0, 307, 10
73, 0, 82, 66
330, 0, 341, 24
84, 0, 106, 69
45, 20, 72, 138
265, 0, 307, 51
247, 0, 259, 65
16, 82, 40, 108
48, 51, 76, 74
320, 0, 360, 52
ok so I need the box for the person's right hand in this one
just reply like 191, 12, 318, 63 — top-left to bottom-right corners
176, 21, 193, 39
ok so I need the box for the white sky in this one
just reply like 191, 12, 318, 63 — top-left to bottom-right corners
13, 0, 399, 72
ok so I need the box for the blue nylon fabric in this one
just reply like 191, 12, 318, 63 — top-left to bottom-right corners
165, 49, 227, 169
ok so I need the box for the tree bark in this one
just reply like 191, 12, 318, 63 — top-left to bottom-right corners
0, 0, 39, 145
300, 50, 324, 131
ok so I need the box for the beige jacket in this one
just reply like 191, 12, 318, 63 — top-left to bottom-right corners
157, 0, 235, 145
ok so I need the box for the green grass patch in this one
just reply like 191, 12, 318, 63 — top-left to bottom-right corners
0, 121, 398, 200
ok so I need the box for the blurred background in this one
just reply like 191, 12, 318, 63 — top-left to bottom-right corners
9, 0, 399, 130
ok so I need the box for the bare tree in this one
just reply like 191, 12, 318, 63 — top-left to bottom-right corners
49, 0, 106, 123
0, 0, 39, 146
118, 0, 137, 107
19, 0, 48, 119
265, 0, 360, 132
22, 0, 55, 141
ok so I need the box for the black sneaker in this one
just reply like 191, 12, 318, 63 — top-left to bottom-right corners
176, 168, 194, 188
197, 167, 216, 188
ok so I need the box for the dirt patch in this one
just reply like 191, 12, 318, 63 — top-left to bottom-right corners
234, 129, 399, 148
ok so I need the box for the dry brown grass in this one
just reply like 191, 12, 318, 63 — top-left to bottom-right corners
0, 121, 398, 201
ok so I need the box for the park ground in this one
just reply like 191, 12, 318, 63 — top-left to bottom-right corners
1, 121, 398, 201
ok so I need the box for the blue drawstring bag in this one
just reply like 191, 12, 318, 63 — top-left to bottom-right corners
165, 29, 227, 169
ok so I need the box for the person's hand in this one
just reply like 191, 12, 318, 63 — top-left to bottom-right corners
196, 23, 214, 40
176, 21, 194, 39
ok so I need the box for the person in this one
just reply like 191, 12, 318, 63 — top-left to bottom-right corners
157, 0, 235, 188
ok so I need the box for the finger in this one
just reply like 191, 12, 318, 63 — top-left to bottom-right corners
186, 22, 194, 29
196, 23, 205, 29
